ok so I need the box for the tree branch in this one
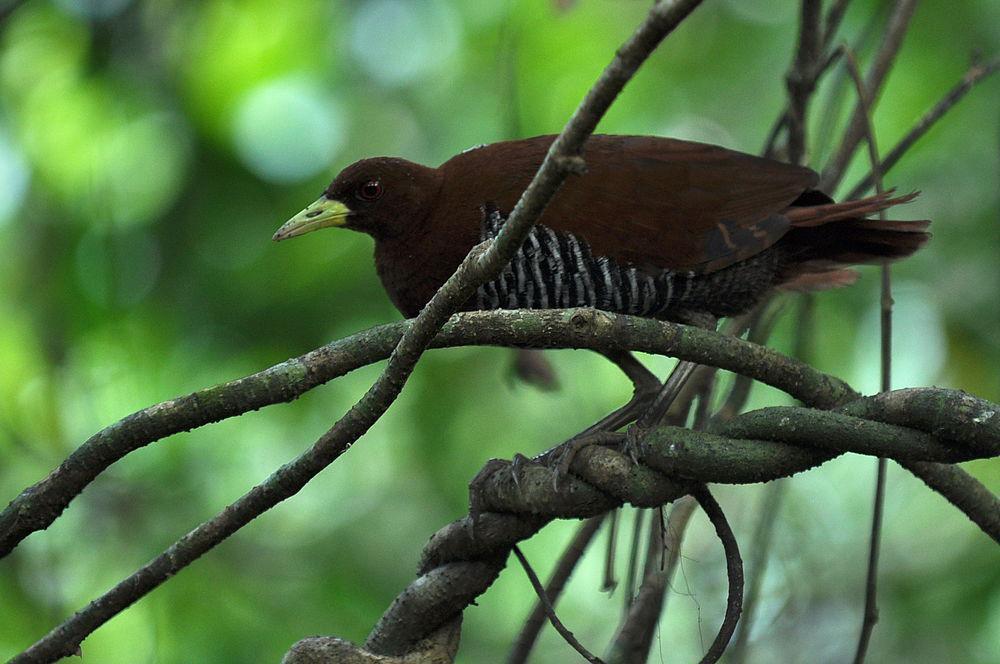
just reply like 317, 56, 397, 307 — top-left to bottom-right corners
819, 0, 919, 193
606, 498, 696, 664
508, 516, 606, 664
846, 56, 1000, 200
307, 386, 1000, 661
512, 546, 603, 663
691, 486, 743, 664
0, 307, 853, 560
786, 0, 822, 165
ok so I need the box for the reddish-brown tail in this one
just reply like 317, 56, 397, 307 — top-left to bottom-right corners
785, 189, 920, 226
779, 190, 930, 289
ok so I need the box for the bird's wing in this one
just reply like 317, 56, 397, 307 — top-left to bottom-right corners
447, 135, 818, 273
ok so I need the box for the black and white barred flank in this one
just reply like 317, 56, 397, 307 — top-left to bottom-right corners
473, 207, 779, 319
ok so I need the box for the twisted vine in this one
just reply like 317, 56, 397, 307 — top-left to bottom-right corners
283, 386, 999, 661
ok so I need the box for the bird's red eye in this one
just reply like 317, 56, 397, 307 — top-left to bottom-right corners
357, 180, 383, 201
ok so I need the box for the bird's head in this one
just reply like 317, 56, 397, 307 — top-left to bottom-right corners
272, 157, 442, 242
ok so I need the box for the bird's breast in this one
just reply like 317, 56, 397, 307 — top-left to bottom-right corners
373, 218, 480, 317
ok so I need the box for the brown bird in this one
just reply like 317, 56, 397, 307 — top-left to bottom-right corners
273, 135, 928, 321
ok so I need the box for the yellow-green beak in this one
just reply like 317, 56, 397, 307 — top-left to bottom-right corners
272, 197, 352, 241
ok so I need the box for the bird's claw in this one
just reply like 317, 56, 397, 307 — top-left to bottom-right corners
545, 432, 624, 491
622, 426, 646, 465
468, 458, 508, 529
545, 438, 587, 491
509, 452, 534, 491
467, 454, 539, 530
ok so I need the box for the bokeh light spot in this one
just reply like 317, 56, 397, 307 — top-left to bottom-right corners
53, 0, 134, 20
851, 281, 947, 393
348, 0, 461, 87
0, 127, 30, 226
233, 76, 345, 184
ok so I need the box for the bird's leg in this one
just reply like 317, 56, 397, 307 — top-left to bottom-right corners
625, 313, 719, 456
634, 360, 700, 431
509, 349, 560, 391
573, 350, 661, 437
538, 351, 661, 486
467, 453, 535, 529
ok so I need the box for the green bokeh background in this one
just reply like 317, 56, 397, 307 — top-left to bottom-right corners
1, 1, 998, 662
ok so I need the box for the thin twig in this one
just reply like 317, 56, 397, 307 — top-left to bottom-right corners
622, 509, 650, 613
691, 486, 744, 664
842, 46, 891, 664
508, 516, 606, 664
856, 458, 887, 663
606, 498, 697, 664
762, 0, 847, 159
727, 481, 788, 664
512, 546, 604, 664
846, 57, 1000, 200
786, 0, 822, 165
821, 0, 853, 50
811, 22, 877, 163
603, 509, 620, 592
0, 0, 27, 25
820, 0, 918, 193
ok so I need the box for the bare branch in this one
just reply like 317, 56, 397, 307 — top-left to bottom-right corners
846, 57, 1000, 200
762, 2, 847, 159
899, 461, 1000, 544
841, 44, 894, 664
331, 386, 998, 661
512, 546, 604, 663
0, 0, 27, 25
691, 486, 743, 664
607, 498, 696, 664
820, 0, 919, 192
786, 0, 823, 165
508, 515, 605, 664
821, 0, 852, 50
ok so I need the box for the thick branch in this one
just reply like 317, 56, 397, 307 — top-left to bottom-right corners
350, 387, 999, 658
0, 308, 853, 559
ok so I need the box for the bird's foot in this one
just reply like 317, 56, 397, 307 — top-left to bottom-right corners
467, 453, 537, 528
621, 425, 648, 466
541, 431, 626, 491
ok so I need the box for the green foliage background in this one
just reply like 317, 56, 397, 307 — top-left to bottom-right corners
0, 1, 997, 662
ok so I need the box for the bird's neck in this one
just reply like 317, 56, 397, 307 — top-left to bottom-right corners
373, 216, 480, 317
